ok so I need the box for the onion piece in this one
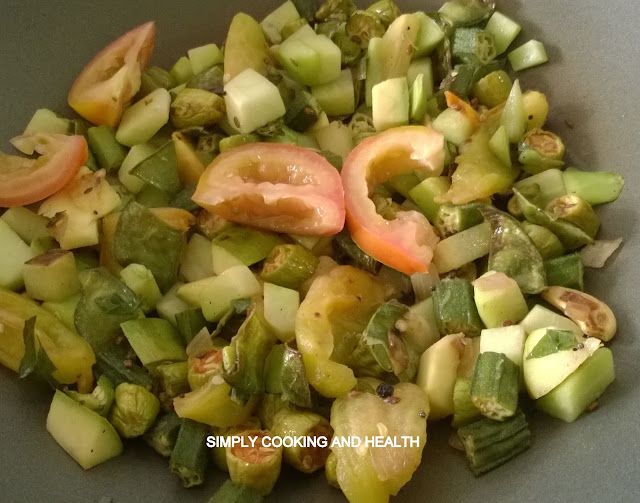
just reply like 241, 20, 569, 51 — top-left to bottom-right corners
580, 238, 623, 268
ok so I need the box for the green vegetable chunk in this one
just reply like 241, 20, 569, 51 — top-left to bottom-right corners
109, 382, 160, 438
526, 329, 578, 359
544, 253, 584, 291
113, 201, 187, 291
260, 244, 319, 290
144, 411, 182, 457
208, 480, 264, 503
470, 351, 519, 421
170, 419, 210, 488
212, 226, 285, 267
562, 167, 625, 206
120, 318, 187, 368
87, 125, 128, 172
457, 409, 531, 476
226, 430, 283, 495
330, 383, 429, 502
64, 375, 115, 417
265, 344, 312, 407
452, 377, 482, 427
480, 206, 546, 294
130, 141, 182, 197
433, 278, 484, 338
521, 222, 565, 260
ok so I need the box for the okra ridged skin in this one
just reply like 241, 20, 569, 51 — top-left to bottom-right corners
543, 253, 584, 291
170, 419, 210, 488
144, 411, 182, 457
470, 352, 520, 421
433, 278, 484, 337
260, 243, 319, 290
457, 410, 531, 476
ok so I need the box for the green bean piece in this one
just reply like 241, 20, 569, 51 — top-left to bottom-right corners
366, 0, 401, 27
433, 278, 484, 338
333, 230, 381, 274
170, 419, 210, 488
434, 203, 484, 238
457, 409, 531, 476
140, 66, 176, 97
264, 344, 312, 408
187, 64, 224, 93
260, 244, 319, 290
562, 167, 625, 206
223, 312, 277, 399
87, 125, 128, 172
544, 253, 584, 291
521, 222, 565, 260
208, 480, 264, 503
546, 194, 600, 239
480, 205, 546, 294
144, 411, 182, 457
271, 408, 333, 473
513, 188, 594, 250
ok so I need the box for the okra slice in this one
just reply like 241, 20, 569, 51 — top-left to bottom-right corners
226, 430, 283, 495
457, 410, 531, 476
470, 352, 519, 421
433, 278, 484, 338
144, 411, 182, 457
260, 244, 319, 290
170, 419, 210, 487
544, 253, 584, 291
452, 377, 482, 427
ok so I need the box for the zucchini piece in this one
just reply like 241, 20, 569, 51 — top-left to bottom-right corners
212, 227, 285, 267
485, 12, 521, 55
473, 271, 528, 328
261, 1, 301, 45
413, 12, 445, 57
536, 348, 614, 423
170, 57, 195, 85
431, 107, 474, 146
156, 283, 190, 326
432, 221, 491, 273
120, 318, 187, 367
46, 390, 123, 469
0, 207, 49, 245
198, 266, 261, 322
188, 43, 223, 76
470, 351, 519, 421
179, 234, 214, 282
87, 125, 128, 172
457, 410, 531, 476
23, 249, 81, 302
119, 263, 163, 311
0, 219, 36, 290
311, 69, 355, 117
409, 176, 451, 222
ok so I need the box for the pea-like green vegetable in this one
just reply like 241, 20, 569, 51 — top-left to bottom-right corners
109, 382, 161, 438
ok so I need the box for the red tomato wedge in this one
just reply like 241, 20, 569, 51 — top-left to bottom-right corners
0, 134, 88, 207
68, 22, 155, 127
192, 143, 345, 236
342, 126, 445, 274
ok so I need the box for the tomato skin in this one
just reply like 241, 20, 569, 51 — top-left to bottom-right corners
192, 143, 345, 236
341, 126, 445, 275
68, 22, 155, 127
0, 134, 88, 207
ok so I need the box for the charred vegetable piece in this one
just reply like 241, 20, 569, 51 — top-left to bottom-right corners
480, 206, 546, 294
457, 409, 531, 476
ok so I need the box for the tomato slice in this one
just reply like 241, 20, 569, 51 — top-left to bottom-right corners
341, 126, 445, 274
0, 134, 88, 207
192, 143, 345, 236
68, 22, 155, 127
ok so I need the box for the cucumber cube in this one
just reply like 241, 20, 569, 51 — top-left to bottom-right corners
278, 31, 341, 86
432, 108, 474, 146
263, 282, 299, 343
23, 108, 70, 136
508, 40, 549, 72
187, 43, 223, 75
519, 304, 582, 337
211, 244, 245, 275
537, 348, 614, 423
119, 263, 163, 311
0, 207, 49, 244
23, 249, 81, 302
170, 57, 194, 85
116, 88, 171, 147
200, 265, 261, 322
407, 57, 434, 89
479, 325, 526, 368
223, 69, 286, 134
260, 1, 301, 45
311, 69, 355, 117
372, 77, 409, 132
301, 35, 341, 84
414, 12, 445, 57
485, 12, 522, 55
121, 318, 187, 367
118, 143, 156, 194
410, 73, 429, 123
409, 176, 451, 222
180, 234, 214, 282
0, 219, 36, 290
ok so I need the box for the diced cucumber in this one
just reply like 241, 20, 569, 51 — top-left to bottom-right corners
180, 234, 214, 282
413, 12, 445, 57
263, 282, 299, 343
372, 77, 409, 131
410, 73, 429, 123
224, 69, 286, 134
431, 108, 474, 146
485, 12, 521, 55
176, 277, 215, 307
480, 325, 526, 368
365, 37, 384, 107
170, 56, 195, 85
119, 263, 163, 311
188, 44, 223, 75
23, 108, 70, 136
407, 57, 434, 90
513, 168, 567, 206
46, 390, 123, 469
519, 304, 582, 337
121, 318, 187, 367
501, 80, 526, 143
0, 219, 36, 290
118, 143, 156, 194
0, 207, 49, 244
261, 1, 301, 45
489, 125, 511, 167
156, 283, 190, 326
23, 250, 81, 302
212, 227, 285, 267
508, 40, 548, 72
41, 294, 81, 332
523, 328, 601, 399
432, 221, 492, 273
409, 176, 451, 222
278, 32, 341, 86
537, 348, 614, 423
314, 120, 354, 160
211, 244, 245, 275
200, 266, 261, 322
311, 69, 355, 117
473, 271, 528, 328
416, 333, 465, 420
115, 88, 171, 147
